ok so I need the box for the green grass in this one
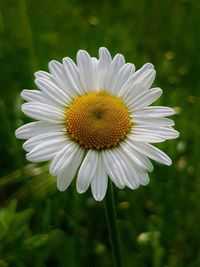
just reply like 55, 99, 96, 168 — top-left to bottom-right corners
0, 0, 200, 266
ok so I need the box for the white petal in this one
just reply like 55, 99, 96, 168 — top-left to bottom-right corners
49, 60, 76, 98
15, 122, 64, 139
132, 106, 175, 118
132, 63, 154, 80
128, 88, 163, 111
105, 53, 125, 92
50, 142, 82, 175
62, 57, 84, 95
92, 57, 98, 90
98, 47, 112, 64
128, 132, 165, 143
111, 63, 135, 95
21, 90, 44, 102
132, 117, 175, 127
22, 102, 65, 123
77, 50, 96, 92
97, 47, 112, 90
101, 150, 126, 189
119, 69, 155, 100
122, 83, 146, 106
57, 148, 84, 191
76, 150, 99, 193
112, 148, 140, 189
116, 145, 150, 186
23, 132, 67, 152
21, 89, 60, 107
91, 153, 108, 201
35, 78, 71, 106
134, 69, 156, 89
34, 70, 53, 80
138, 169, 150, 185
132, 125, 180, 140
120, 141, 154, 172
26, 138, 67, 162
128, 141, 172, 166
124, 152, 150, 186
34, 70, 72, 106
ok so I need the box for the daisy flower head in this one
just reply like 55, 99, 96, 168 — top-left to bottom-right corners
15, 47, 179, 201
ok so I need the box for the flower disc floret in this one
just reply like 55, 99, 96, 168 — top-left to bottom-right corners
66, 92, 131, 149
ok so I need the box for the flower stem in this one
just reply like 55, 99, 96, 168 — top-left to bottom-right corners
104, 180, 125, 267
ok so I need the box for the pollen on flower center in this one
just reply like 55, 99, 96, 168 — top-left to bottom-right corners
66, 92, 131, 149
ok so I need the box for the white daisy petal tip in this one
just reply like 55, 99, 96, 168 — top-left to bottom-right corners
77, 49, 90, 60
57, 178, 68, 192
15, 124, 33, 139
176, 130, 180, 138
26, 152, 37, 163
57, 185, 65, 192
167, 160, 172, 166
48, 59, 58, 69
16, 47, 179, 201
20, 90, 27, 99
143, 62, 155, 70
171, 129, 180, 139
15, 128, 22, 139
171, 109, 176, 116
49, 164, 56, 176
21, 103, 29, 113
99, 46, 110, 54
76, 188, 85, 194
92, 193, 106, 202
163, 157, 172, 166
98, 47, 112, 62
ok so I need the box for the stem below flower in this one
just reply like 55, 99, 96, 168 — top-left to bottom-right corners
104, 180, 125, 267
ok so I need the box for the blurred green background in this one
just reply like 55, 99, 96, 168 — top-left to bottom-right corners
0, 0, 200, 266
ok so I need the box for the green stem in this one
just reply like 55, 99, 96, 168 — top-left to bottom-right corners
104, 180, 125, 267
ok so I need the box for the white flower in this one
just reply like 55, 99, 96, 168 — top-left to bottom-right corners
15, 47, 179, 201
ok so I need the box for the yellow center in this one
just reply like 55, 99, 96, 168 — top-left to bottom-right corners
66, 92, 131, 149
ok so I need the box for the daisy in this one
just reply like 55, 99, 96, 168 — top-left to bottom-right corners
15, 47, 179, 201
